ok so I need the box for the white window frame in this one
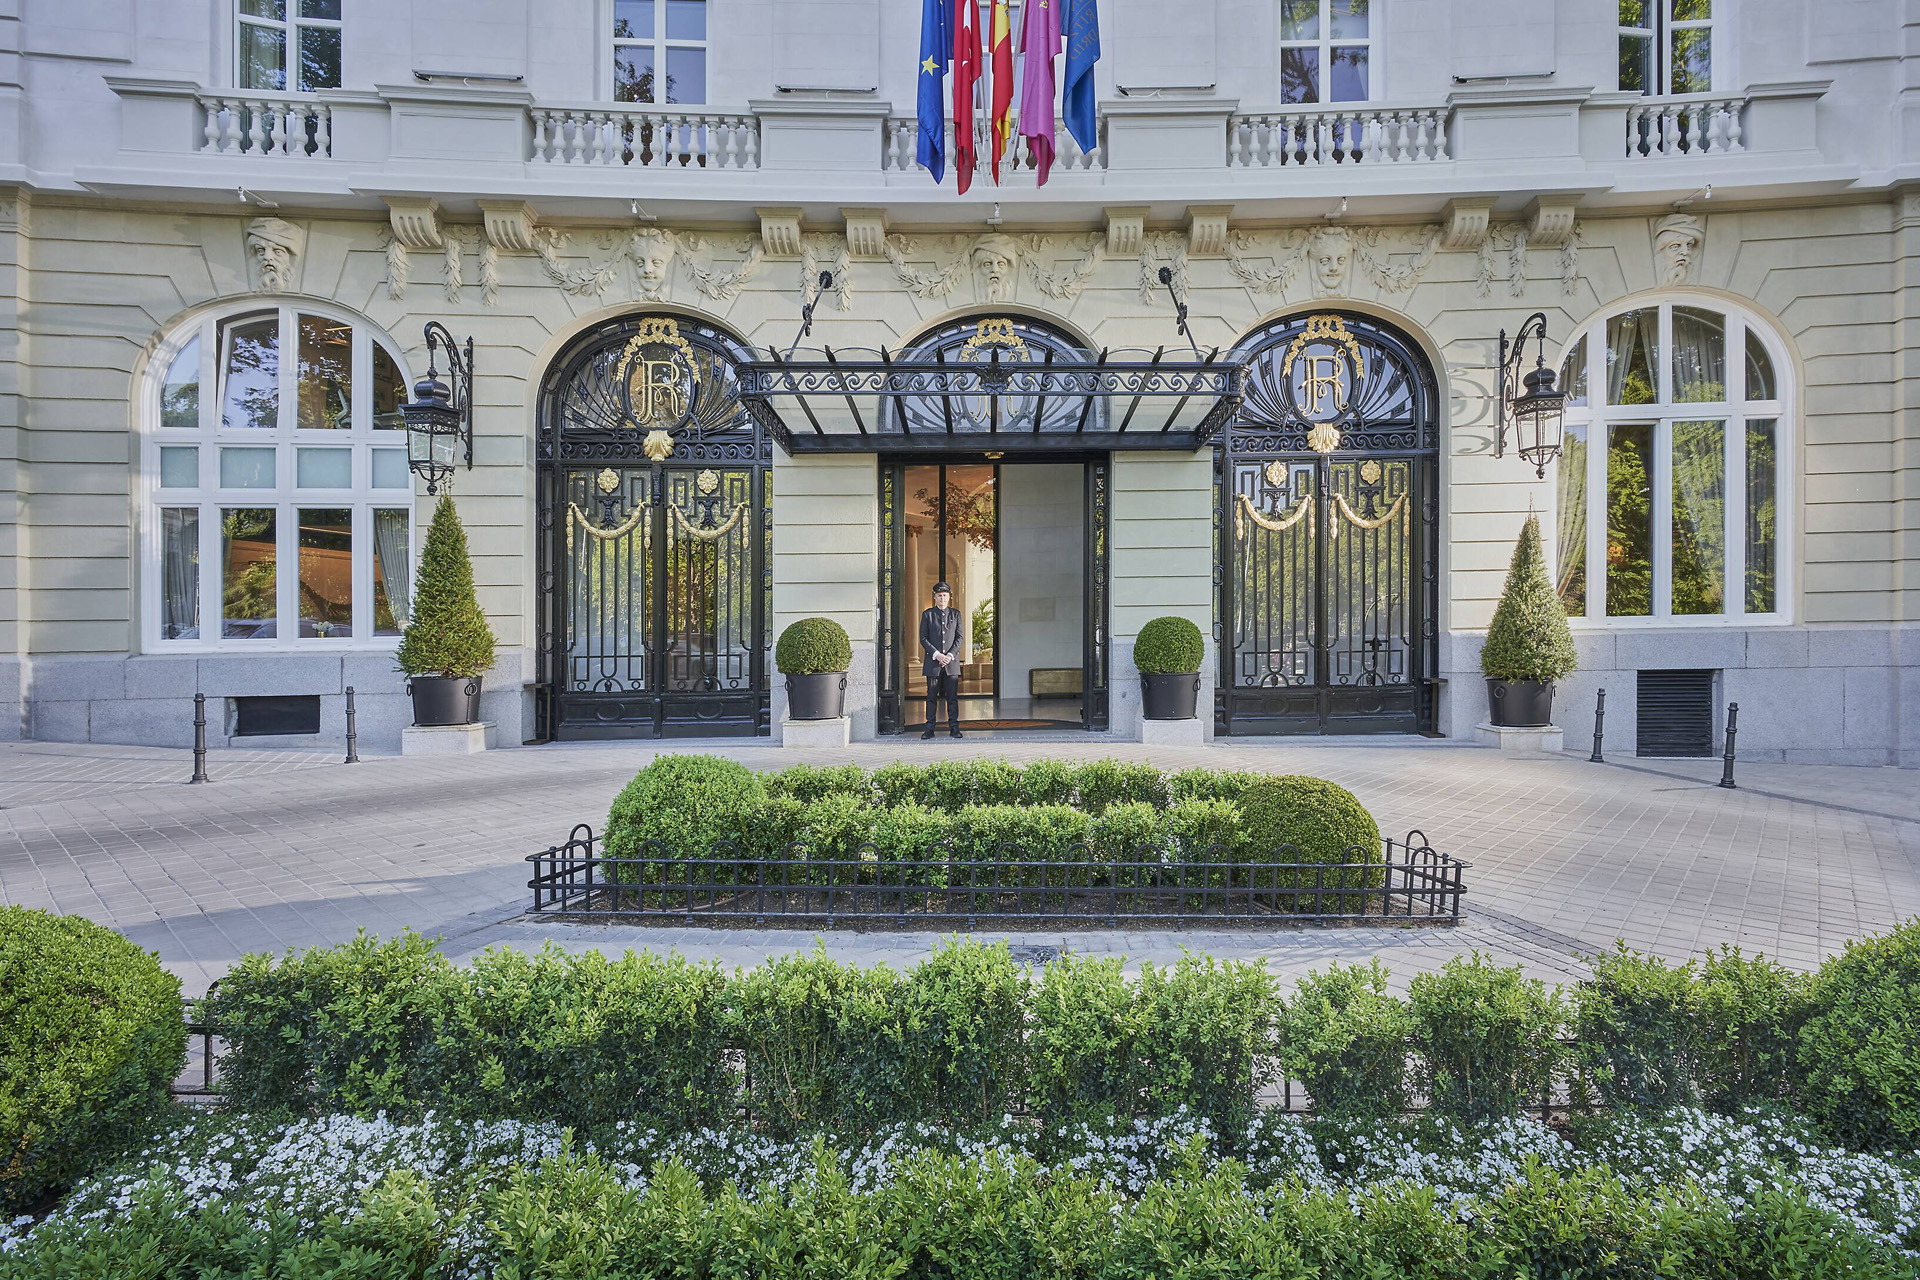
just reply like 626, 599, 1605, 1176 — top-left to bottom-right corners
1618, 0, 1717, 96
609, 0, 709, 104
235, 0, 344, 93
1554, 294, 1794, 629
1277, 0, 1377, 105
141, 302, 417, 653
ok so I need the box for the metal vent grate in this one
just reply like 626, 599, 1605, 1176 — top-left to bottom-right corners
1636, 670, 1715, 757
233, 695, 320, 737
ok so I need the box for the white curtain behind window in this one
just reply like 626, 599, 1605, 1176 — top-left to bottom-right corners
372, 510, 411, 627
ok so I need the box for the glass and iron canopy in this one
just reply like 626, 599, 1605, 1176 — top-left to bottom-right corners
739, 316, 1248, 454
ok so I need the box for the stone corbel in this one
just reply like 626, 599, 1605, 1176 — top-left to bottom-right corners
841, 209, 888, 258
1186, 205, 1232, 257
1105, 206, 1147, 257
477, 200, 539, 252
386, 197, 443, 250
1526, 196, 1580, 247
757, 207, 804, 257
1441, 197, 1496, 251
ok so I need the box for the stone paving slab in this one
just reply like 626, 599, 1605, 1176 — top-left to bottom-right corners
1, 737, 1915, 999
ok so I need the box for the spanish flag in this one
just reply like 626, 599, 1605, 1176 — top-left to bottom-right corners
989, 0, 1014, 183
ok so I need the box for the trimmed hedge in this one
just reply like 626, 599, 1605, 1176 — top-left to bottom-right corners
604, 754, 765, 858
1796, 923, 1920, 1149
1133, 615, 1206, 674
774, 616, 852, 674
0, 908, 186, 1212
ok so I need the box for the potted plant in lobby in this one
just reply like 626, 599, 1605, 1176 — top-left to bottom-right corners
1136, 616, 1206, 720
777, 617, 852, 720
395, 494, 497, 727
1481, 513, 1578, 727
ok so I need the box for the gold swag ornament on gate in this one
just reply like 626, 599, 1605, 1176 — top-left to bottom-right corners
613, 317, 700, 460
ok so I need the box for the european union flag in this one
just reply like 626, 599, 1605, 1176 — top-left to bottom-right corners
917, 0, 951, 182
1062, 0, 1101, 155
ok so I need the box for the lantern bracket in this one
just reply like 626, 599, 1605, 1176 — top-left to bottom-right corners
402, 321, 475, 495
1495, 310, 1565, 479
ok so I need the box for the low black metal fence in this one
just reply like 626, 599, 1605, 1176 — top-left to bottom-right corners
525, 826, 1467, 926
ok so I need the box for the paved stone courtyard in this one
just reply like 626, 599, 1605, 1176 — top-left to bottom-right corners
1, 735, 1916, 998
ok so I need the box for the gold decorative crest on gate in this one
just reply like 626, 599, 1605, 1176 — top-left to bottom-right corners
642, 430, 675, 461
596, 467, 621, 495
614, 317, 700, 438
1281, 314, 1367, 454
958, 317, 1030, 360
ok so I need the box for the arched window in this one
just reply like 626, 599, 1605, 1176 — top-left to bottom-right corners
143, 303, 414, 648
1555, 296, 1789, 623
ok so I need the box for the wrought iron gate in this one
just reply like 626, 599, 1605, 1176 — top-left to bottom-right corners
536, 316, 772, 740
1216, 313, 1439, 735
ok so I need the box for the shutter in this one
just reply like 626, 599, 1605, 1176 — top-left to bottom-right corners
1636, 670, 1715, 757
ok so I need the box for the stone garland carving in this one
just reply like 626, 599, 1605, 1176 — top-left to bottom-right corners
442, 229, 467, 305
1653, 212, 1703, 285
683, 234, 766, 301
881, 234, 971, 299
1022, 233, 1103, 301
479, 239, 502, 308
1224, 230, 1304, 294
382, 229, 409, 301
1559, 222, 1583, 297
1220, 224, 1440, 298
246, 217, 306, 293
531, 226, 623, 297
1357, 226, 1443, 293
1137, 231, 1189, 304
1475, 224, 1527, 299
799, 235, 853, 311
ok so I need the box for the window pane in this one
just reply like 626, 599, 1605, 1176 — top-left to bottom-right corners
1604, 309, 1658, 405
220, 313, 279, 430
161, 509, 201, 640
162, 336, 201, 430
1556, 423, 1588, 615
1744, 327, 1776, 401
373, 509, 411, 635
371, 448, 410, 489
372, 344, 405, 429
222, 508, 277, 639
1281, 47, 1320, 104
298, 24, 342, 91
665, 46, 705, 104
297, 314, 352, 430
1618, 0, 1651, 28
1329, 45, 1367, 101
1672, 306, 1726, 402
298, 508, 352, 638
1746, 419, 1777, 613
240, 0, 284, 16
1560, 335, 1588, 409
1606, 423, 1654, 616
220, 446, 277, 488
1329, 0, 1366, 37
615, 47, 657, 102
160, 446, 199, 489
1671, 420, 1726, 615
666, 0, 705, 39
1671, 0, 1710, 19
1618, 33, 1652, 93
1670, 27, 1710, 94
300, 0, 341, 17
1280, 0, 1320, 39
296, 446, 351, 488
614, 0, 654, 38
238, 23, 287, 91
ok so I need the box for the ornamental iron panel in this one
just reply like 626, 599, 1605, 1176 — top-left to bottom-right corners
1216, 312, 1439, 736
536, 315, 771, 740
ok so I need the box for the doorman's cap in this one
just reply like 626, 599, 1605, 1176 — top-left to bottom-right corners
933, 581, 952, 594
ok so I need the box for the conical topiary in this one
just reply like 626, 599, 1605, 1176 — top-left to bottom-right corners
395, 494, 497, 679
1480, 514, 1578, 683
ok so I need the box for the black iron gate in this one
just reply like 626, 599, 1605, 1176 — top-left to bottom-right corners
536, 316, 772, 740
1216, 313, 1439, 736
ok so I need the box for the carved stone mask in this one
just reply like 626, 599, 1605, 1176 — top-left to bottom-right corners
634, 233, 676, 293
972, 235, 1019, 302
1653, 214, 1703, 285
1306, 226, 1353, 294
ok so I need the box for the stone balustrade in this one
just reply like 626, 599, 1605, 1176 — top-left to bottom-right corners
1624, 93, 1749, 158
1227, 105, 1451, 167
198, 93, 333, 158
529, 105, 760, 168
882, 116, 1106, 176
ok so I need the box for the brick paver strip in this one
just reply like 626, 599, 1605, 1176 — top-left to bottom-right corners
1, 738, 1915, 998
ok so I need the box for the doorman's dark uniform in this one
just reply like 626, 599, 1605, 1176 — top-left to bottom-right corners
919, 602, 964, 733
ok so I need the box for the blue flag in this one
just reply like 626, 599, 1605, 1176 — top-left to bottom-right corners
1062, 0, 1100, 155
916, 0, 951, 181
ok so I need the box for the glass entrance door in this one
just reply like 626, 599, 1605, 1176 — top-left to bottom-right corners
902, 463, 998, 726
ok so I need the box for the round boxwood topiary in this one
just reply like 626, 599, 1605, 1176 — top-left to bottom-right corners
605, 754, 768, 858
775, 617, 853, 675
1235, 775, 1382, 903
1795, 919, 1920, 1150
1, 907, 186, 1211
1134, 616, 1206, 675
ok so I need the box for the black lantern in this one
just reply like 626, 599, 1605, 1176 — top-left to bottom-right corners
1496, 311, 1566, 478
401, 321, 473, 495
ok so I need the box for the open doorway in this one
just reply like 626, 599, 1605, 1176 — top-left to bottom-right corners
898, 461, 1088, 730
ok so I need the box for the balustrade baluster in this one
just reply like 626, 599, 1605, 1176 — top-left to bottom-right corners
1431, 109, 1448, 159
313, 104, 331, 157
202, 100, 223, 153
1724, 100, 1744, 152
1412, 112, 1430, 162
246, 101, 267, 155
1684, 103, 1702, 154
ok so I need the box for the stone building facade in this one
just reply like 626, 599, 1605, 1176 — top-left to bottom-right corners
0, 0, 1914, 764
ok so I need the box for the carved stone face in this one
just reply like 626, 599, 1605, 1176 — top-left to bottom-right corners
1653, 216, 1703, 285
1306, 226, 1352, 295
634, 234, 675, 294
972, 236, 1018, 303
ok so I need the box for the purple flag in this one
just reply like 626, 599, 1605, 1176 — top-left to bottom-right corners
1017, 0, 1060, 184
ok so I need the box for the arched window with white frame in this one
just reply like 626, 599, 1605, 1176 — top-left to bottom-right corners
143, 303, 415, 649
1554, 296, 1790, 624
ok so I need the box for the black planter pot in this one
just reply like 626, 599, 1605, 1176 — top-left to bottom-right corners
1141, 672, 1201, 721
786, 671, 848, 721
1487, 679, 1555, 728
409, 675, 483, 727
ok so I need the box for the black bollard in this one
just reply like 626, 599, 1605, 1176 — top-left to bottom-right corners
1718, 702, 1739, 789
1589, 687, 1607, 763
344, 685, 360, 764
189, 692, 210, 784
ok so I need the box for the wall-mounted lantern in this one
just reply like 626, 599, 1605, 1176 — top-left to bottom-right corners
401, 321, 474, 495
1495, 311, 1566, 478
